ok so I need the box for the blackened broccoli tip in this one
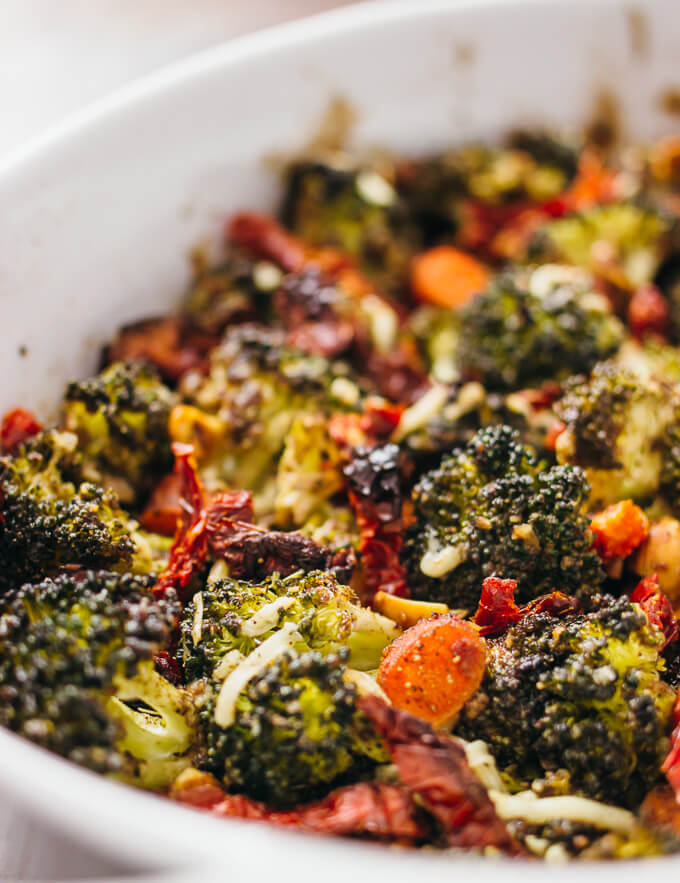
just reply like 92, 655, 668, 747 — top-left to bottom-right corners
62, 360, 175, 503
178, 569, 399, 682
0, 570, 195, 789
555, 359, 680, 510
0, 429, 140, 590
402, 424, 604, 609
197, 648, 388, 808
456, 593, 676, 807
456, 268, 624, 391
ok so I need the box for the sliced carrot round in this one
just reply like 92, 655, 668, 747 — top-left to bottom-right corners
410, 245, 490, 309
377, 613, 487, 728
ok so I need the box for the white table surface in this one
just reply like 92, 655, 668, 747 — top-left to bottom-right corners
0, 2, 357, 879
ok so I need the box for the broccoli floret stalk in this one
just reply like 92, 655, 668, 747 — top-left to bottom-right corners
456, 593, 676, 807
192, 645, 388, 807
62, 361, 175, 504
530, 201, 677, 289
0, 571, 195, 789
178, 568, 399, 680
280, 157, 420, 296
402, 425, 604, 610
554, 360, 680, 510
456, 266, 624, 391
0, 429, 142, 589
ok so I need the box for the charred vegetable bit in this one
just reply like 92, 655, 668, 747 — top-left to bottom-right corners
7, 127, 680, 860
402, 424, 604, 609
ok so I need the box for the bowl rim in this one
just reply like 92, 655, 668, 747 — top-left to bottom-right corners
0, 0, 677, 875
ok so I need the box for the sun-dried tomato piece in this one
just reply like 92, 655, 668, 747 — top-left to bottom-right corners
0, 408, 42, 454
631, 573, 679, 651
154, 650, 183, 686
227, 213, 307, 273
662, 693, 680, 803
139, 473, 183, 536
104, 316, 217, 383
473, 577, 521, 637
628, 283, 669, 340
152, 443, 208, 599
359, 696, 523, 853
519, 592, 580, 619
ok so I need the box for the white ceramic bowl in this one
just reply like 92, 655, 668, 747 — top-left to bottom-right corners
1, 0, 680, 876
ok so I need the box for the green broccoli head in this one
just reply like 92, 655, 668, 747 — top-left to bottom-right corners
194, 647, 387, 808
456, 594, 675, 807
62, 361, 175, 504
456, 266, 624, 391
178, 568, 398, 680
402, 425, 604, 610
0, 570, 195, 789
554, 360, 680, 509
280, 157, 420, 295
0, 429, 140, 590
530, 201, 677, 289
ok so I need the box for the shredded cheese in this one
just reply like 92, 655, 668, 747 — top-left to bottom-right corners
213, 649, 246, 681
191, 592, 204, 646
240, 596, 296, 637
461, 740, 506, 793
420, 539, 468, 578
393, 384, 449, 442
343, 668, 390, 702
489, 791, 636, 834
214, 622, 300, 728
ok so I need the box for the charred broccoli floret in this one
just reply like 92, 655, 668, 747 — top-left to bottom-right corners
0, 570, 195, 788
0, 430, 140, 590
62, 361, 174, 504
554, 360, 680, 509
530, 201, 677, 288
456, 594, 675, 807
178, 568, 398, 679
280, 157, 420, 295
402, 425, 603, 609
456, 266, 623, 391
193, 647, 387, 808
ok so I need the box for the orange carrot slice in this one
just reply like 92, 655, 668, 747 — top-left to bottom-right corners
410, 245, 490, 309
377, 614, 486, 728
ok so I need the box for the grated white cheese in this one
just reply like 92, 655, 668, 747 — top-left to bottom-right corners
420, 539, 468, 578
393, 384, 449, 442
356, 170, 396, 206
213, 649, 246, 681
191, 592, 204, 646
240, 596, 296, 637
214, 622, 300, 728
489, 791, 636, 834
207, 560, 229, 583
461, 740, 506, 793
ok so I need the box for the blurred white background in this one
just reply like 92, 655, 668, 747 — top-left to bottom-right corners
0, 1, 355, 879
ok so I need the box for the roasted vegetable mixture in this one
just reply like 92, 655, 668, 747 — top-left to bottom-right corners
8, 130, 680, 861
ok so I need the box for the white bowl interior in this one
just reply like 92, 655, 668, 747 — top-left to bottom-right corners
0, 0, 680, 875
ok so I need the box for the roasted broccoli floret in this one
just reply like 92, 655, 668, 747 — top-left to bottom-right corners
178, 568, 398, 679
555, 360, 680, 509
0, 430, 140, 590
402, 137, 577, 243
192, 647, 387, 807
179, 325, 357, 512
183, 251, 282, 334
280, 157, 420, 295
456, 266, 623, 391
62, 361, 174, 504
0, 570, 195, 788
530, 201, 677, 289
402, 425, 603, 609
456, 594, 675, 807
